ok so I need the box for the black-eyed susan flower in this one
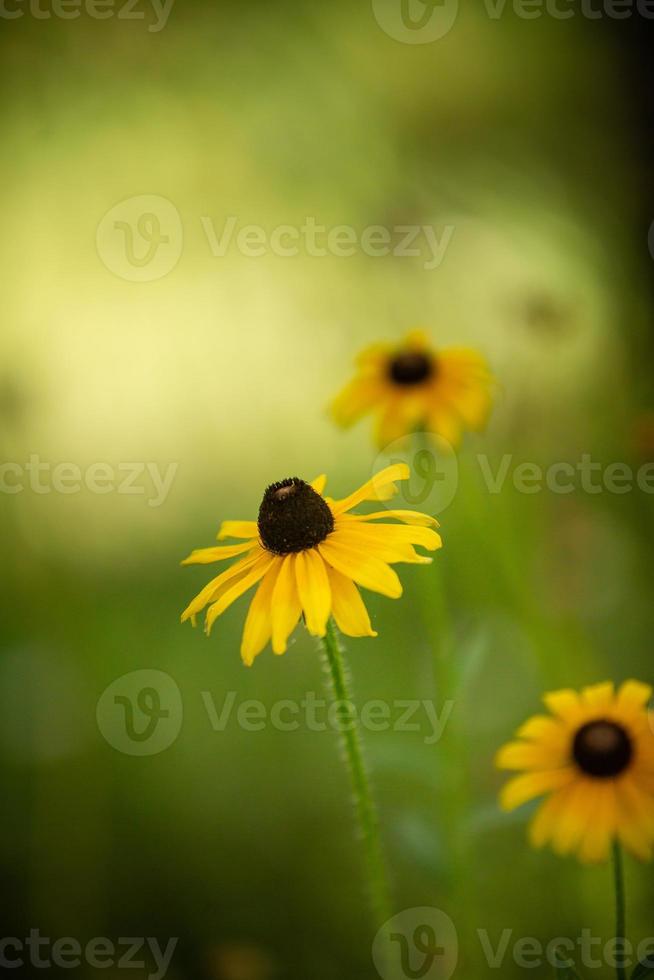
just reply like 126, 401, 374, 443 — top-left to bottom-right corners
181, 464, 441, 666
330, 329, 494, 448
496, 681, 654, 864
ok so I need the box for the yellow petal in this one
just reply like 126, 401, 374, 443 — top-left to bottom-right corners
616, 779, 654, 861
576, 783, 616, 864
520, 722, 570, 758
331, 378, 384, 428
311, 474, 327, 494
618, 823, 654, 862
437, 349, 493, 414
355, 341, 393, 371
374, 394, 429, 449
331, 464, 410, 516
181, 549, 263, 623
328, 527, 432, 566
426, 406, 463, 447
439, 347, 491, 375
295, 549, 331, 638
499, 768, 574, 812
343, 509, 439, 528
617, 680, 653, 713
529, 789, 571, 849
318, 536, 402, 598
271, 554, 302, 655
205, 551, 276, 635
581, 681, 615, 711
517, 715, 567, 743
446, 383, 493, 431
217, 520, 259, 541
326, 565, 377, 638
339, 521, 442, 552
402, 328, 431, 350
495, 741, 568, 771
240, 561, 282, 666
181, 541, 257, 565
543, 689, 584, 724
549, 779, 598, 856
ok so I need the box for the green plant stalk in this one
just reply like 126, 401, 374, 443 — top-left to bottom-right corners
320, 619, 393, 929
613, 841, 627, 980
414, 430, 473, 938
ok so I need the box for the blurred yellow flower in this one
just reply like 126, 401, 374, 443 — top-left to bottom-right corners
330, 330, 494, 448
181, 464, 441, 666
496, 680, 654, 864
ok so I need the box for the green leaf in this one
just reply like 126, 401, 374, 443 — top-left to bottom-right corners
632, 959, 654, 979
553, 948, 582, 978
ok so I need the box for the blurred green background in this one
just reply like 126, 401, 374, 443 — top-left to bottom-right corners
1, 2, 653, 977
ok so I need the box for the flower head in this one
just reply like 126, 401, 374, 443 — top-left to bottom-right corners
496, 681, 654, 863
181, 464, 441, 666
331, 330, 494, 448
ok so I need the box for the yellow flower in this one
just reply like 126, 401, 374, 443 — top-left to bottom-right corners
181, 464, 441, 666
330, 330, 494, 448
496, 681, 654, 863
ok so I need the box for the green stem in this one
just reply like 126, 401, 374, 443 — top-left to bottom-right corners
320, 619, 393, 928
612, 841, 627, 980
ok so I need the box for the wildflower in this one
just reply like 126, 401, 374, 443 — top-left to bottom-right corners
496, 681, 654, 863
331, 330, 493, 447
181, 464, 441, 665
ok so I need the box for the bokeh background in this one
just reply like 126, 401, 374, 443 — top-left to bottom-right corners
1, 2, 653, 977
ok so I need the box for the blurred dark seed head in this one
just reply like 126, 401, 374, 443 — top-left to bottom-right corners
517, 291, 575, 338
0, 373, 30, 427
631, 411, 654, 461
207, 943, 275, 980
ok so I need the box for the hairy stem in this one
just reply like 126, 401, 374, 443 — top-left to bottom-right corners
320, 619, 393, 928
613, 841, 627, 980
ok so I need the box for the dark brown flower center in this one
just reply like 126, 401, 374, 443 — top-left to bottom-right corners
572, 720, 633, 778
257, 478, 334, 555
388, 350, 434, 386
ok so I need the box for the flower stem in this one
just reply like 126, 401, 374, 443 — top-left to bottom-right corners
612, 840, 627, 980
320, 619, 393, 928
